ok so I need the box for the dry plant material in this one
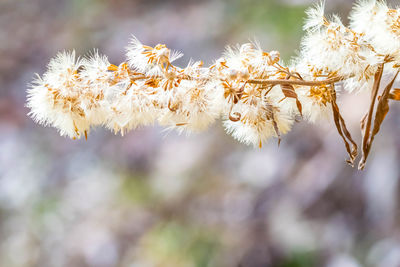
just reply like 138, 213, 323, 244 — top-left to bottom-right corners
27, 1, 400, 169
330, 85, 358, 166
280, 84, 303, 116
389, 89, 400, 101
359, 64, 384, 170
359, 69, 399, 169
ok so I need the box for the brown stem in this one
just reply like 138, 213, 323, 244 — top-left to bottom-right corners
247, 76, 344, 86
127, 74, 345, 87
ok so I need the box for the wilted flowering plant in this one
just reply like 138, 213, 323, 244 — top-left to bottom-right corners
27, 1, 400, 170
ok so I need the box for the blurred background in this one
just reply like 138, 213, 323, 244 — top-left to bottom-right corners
1, 0, 400, 266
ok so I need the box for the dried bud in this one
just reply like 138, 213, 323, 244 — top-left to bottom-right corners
164, 70, 176, 80
268, 51, 280, 65
239, 68, 250, 80
156, 47, 170, 58
214, 58, 227, 72
228, 69, 238, 80
215, 58, 225, 65
240, 43, 254, 55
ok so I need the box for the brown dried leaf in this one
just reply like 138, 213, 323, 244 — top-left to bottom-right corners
295, 100, 303, 117
359, 64, 384, 170
270, 111, 281, 146
280, 84, 303, 116
229, 112, 241, 122
389, 89, 400, 101
330, 85, 358, 166
359, 68, 399, 170
368, 71, 399, 153
281, 84, 297, 98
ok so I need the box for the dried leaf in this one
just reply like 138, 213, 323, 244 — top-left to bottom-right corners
389, 89, 400, 101
281, 84, 297, 98
229, 112, 241, 122
367, 71, 399, 163
359, 64, 384, 170
330, 85, 358, 166
359, 68, 399, 170
270, 111, 281, 146
280, 84, 303, 116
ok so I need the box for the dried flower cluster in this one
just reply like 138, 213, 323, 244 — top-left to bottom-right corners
27, 1, 400, 170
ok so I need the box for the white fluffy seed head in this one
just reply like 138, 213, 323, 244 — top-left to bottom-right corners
27, 51, 92, 138
350, 1, 400, 59
303, 1, 326, 32
157, 79, 223, 133
126, 36, 183, 76
298, 6, 380, 92
80, 51, 113, 127
223, 85, 294, 147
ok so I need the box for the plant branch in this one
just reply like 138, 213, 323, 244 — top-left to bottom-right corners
247, 76, 345, 86
127, 73, 346, 87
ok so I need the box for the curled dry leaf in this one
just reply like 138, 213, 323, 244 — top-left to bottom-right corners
229, 111, 241, 122
359, 68, 399, 170
280, 84, 303, 116
329, 85, 358, 166
359, 64, 384, 170
270, 111, 281, 146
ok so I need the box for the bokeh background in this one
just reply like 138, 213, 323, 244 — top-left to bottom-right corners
1, 0, 400, 266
